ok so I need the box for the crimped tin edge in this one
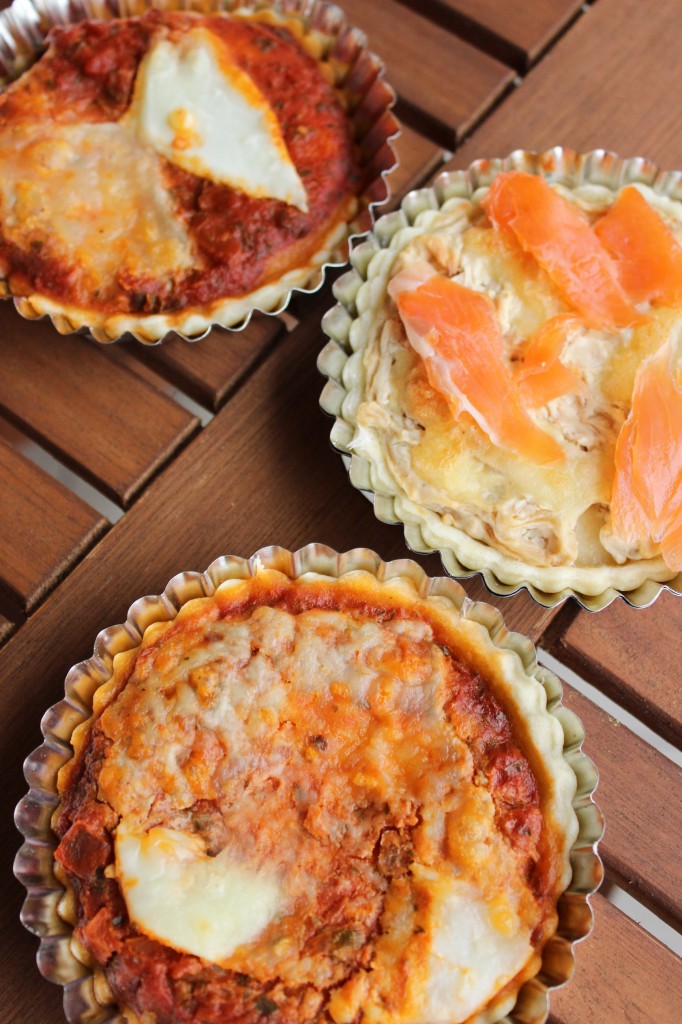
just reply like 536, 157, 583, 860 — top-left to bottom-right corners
318, 146, 682, 612
14, 541, 602, 1024
0, 0, 400, 344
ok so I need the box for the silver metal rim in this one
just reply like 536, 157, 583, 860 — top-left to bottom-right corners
14, 541, 603, 1024
0, 0, 400, 344
318, 146, 682, 612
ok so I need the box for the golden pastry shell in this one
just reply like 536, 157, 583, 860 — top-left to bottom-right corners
0, 0, 399, 344
318, 147, 682, 611
15, 542, 603, 1024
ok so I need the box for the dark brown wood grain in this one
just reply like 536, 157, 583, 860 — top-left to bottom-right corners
447, 0, 682, 170
559, 682, 681, 929
0, 305, 200, 506
547, 594, 682, 748
337, 0, 514, 146
0, 436, 106, 616
412, 0, 585, 69
129, 316, 285, 412
387, 123, 445, 206
549, 893, 682, 1024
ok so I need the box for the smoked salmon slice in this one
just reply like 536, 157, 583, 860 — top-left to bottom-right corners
515, 314, 585, 407
610, 339, 682, 570
389, 262, 565, 465
594, 185, 682, 306
483, 171, 643, 330
609, 415, 653, 556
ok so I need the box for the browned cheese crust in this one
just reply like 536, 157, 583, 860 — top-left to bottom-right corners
0, 10, 360, 317
54, 575, 567, 1024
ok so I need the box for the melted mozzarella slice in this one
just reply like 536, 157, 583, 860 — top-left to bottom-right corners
115, 825, 283, 962
419, 873, 532, 1024
0, 121, 196, 289
131, 27, 308, 212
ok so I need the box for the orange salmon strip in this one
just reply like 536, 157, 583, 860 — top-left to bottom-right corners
610, 416, 653, 555
483, 171, 643, 329
594, 185, 682, 306
394, 272, 564, 464
515, 314, 585, 407
611, 343, 682, 570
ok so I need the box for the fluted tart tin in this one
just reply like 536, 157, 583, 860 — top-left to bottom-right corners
318, 148, 682, 611
0, 0, 399, 344
15, 543, 602, 1024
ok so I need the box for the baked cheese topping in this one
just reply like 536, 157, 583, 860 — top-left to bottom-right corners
131, 27, 309, 211
115, 825, 283, 962
0, 24, 310, 298
419, 876, 530, 1023
56, 574, 576, 1024
0, 10, 358, 324
0, 121, 196, 289
352, 183, 682, 587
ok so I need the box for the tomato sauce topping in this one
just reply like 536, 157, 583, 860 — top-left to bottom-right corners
0, 11, 360, 314
55, 580, 555, 1024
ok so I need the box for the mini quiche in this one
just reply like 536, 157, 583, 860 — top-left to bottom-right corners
0, 5, 371, 341
321, 155, 682, 603
51, 559, 579, 1024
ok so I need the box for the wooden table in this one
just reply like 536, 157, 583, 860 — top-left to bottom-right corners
2, 1, 681, 1021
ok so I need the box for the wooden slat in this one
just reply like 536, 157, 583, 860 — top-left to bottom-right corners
0, 437, 106, 614
0, 297, 557, 705
549, 893, 682, 1024
559, 682, 682, 930
387, 123, 445, 206
130, 316, 284, 412
0, 306, 200, 506
339, 0, 514, 146
547, 595, 682, 748
416, 0, 585, 69
447, 0, 682, 170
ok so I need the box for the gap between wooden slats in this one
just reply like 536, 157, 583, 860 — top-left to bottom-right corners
0, 430, 107, 619
540, 652, 681, 932
122, 314, 285, 413
397, 0, 587, 72
0, 610, 13, 645
603, 879, 682, 958
334, 0, 515, 148
445, 0, 682, 171
0, 305, 200, 507
0, 415, 125, 524
545, 598, 681, 749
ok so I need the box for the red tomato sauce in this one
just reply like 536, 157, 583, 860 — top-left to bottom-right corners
0, 11, 360, 315
55, 581, 554, 1024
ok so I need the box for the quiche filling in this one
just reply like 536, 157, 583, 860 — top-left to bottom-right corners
351, 173, 682, 589
54, 571, 576, 1024
0, 9, 359, 321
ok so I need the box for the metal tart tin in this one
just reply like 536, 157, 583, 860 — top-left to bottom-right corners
14, 542, 603, 1024
318, 147, 682, 612
0, 0, 399, 344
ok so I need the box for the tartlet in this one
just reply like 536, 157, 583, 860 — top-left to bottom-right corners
0, 0, 398, 343
319, 149, 682, 610
15, 545, 603, 1024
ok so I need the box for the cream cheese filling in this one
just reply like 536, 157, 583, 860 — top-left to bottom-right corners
352, 189, 682, 575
